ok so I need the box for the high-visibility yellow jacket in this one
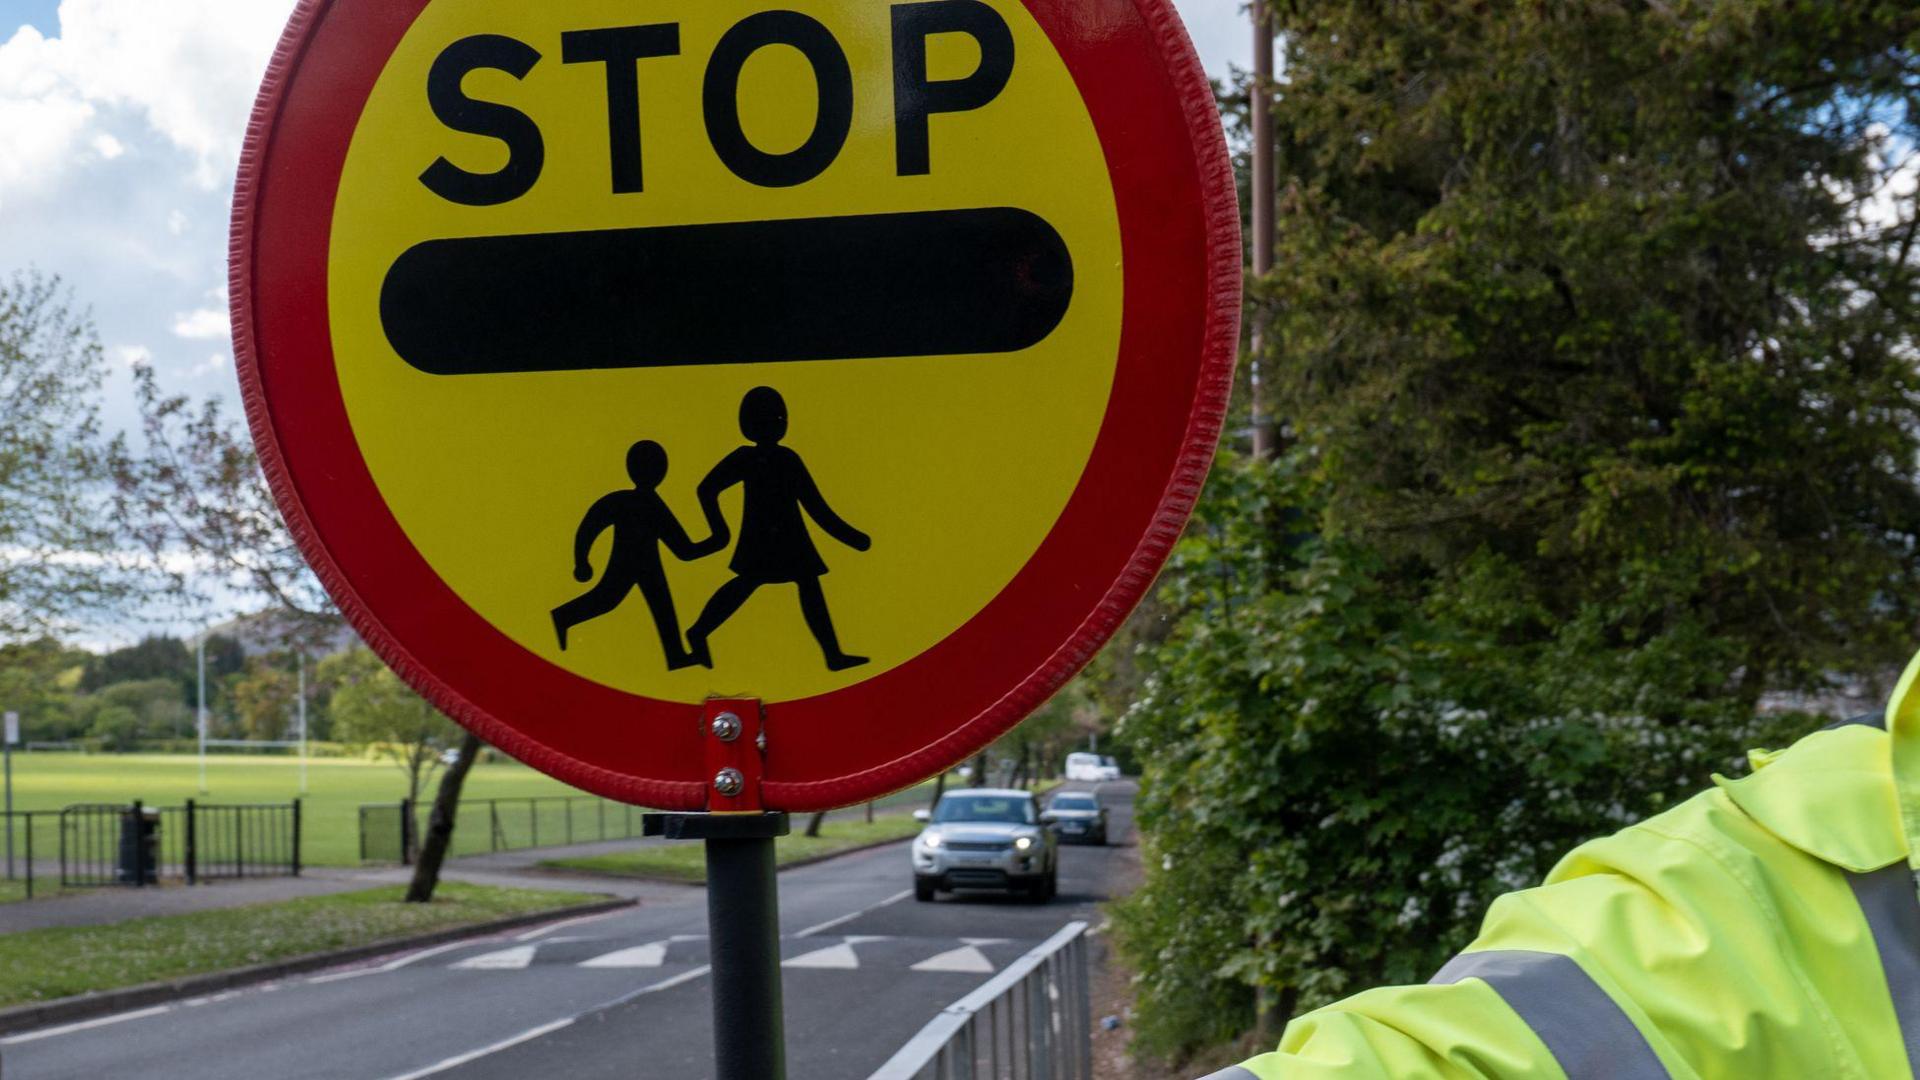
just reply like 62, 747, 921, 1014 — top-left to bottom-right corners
1214, 652, 1920, 1080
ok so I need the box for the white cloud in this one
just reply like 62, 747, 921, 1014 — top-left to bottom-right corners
111, 343, 151, 368
171, 306, 228, 340
0, 0, 297, 199
89, 130, 122, 159
188, 352, 228, 377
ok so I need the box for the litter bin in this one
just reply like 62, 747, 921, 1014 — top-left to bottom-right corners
118, 804, 160, 886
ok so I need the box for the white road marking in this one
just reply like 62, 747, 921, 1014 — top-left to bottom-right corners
911, 945, 996, 974
795, 888, 911, 938
783, 942, 860, 969
516, 908, 625, 941
379, 1017, 574, 1080
451, 945, 536, 970
961, 937, 1010, 946
579, 942, 667, 968
0, 1005, 172, 1045
601, 965, 713, 1007
309, 939, 481, 984
378, 966, 711, 1079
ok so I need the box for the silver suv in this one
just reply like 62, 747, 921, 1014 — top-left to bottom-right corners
911, 789, 1058, 902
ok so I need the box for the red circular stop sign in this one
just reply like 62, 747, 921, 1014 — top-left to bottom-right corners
233, 0, 1239, 810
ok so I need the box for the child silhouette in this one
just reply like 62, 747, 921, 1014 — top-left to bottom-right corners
687, 387, 871, 671
552, 440, 717, 669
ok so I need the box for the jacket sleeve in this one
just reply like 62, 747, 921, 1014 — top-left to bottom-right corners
1226, 978, 1566, 1079
1226, 773, 1885, 1080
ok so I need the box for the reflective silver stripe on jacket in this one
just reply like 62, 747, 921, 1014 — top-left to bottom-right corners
1429, 949, 1669, 1079
1847, 865, 1920, 1077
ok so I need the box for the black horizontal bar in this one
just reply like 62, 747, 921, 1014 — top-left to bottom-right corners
379, 208, 1074, 376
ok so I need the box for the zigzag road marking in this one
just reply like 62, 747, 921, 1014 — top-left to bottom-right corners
579, 942, 668, 969
911, 945, 996, 974
451, 945, 536, 970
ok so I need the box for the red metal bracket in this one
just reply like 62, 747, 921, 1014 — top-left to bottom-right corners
702, 698, 764, 813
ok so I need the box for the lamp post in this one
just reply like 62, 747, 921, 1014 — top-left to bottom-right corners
1249, 0, 1277, 461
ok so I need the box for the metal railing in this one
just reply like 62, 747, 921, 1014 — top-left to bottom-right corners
2, 810, 56, 900
56, 800, 301, 890
870, 921, 1093, 1080
359, 795, 649, 865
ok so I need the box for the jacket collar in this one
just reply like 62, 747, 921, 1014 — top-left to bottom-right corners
1715, 718, 1907, 874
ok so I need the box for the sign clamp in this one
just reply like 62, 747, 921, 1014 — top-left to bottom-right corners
644, 699, 790, 1079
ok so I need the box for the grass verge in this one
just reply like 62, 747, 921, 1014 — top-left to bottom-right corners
0, 881, 600, 1008
542, 814, 924, 883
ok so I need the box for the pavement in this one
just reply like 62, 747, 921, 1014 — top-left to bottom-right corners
0, 780, 1136, 1080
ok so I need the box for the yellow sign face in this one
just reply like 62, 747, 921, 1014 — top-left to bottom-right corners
328, 0, 1120, 705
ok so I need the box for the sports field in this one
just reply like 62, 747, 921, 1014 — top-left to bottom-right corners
0, 752, 594, 866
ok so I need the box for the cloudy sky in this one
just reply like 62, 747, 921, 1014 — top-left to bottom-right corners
0, 0, 1245, 643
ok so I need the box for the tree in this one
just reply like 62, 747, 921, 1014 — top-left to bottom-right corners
1117, 2, 1920, 1061
228, 661, 298, 742
0, 272, 134, 637
322, 647, 458, 811
115, 371, 492, 895
406, 731, 483, 903
82, 635, 193, 700
0, 637, 88, 742
76, 678, 192, 749
108, 364, 335, 645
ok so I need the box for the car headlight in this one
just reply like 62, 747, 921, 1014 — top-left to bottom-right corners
1013, 836, 1034, 851
921, 833, 941, 849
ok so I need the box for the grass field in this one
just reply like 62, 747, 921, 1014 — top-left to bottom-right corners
0, 755, 1057, 880
542, 813, 924, 883
0, 882, 600, 1007
1, 752, 598, 866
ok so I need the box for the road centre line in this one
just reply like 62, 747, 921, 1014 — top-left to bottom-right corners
372, 965, 713, 1080
796, 888, 912, 938
601, 964, 714, 1008
380, 1017, 576, 1080
0, 1005, 172, 1045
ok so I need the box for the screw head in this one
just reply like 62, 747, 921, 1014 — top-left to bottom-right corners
710, 712, 742, 742
713, 767, 745, 797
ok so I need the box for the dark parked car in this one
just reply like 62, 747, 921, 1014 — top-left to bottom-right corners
1042, 791, 1109, 845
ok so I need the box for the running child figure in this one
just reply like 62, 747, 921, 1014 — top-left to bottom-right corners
552, 439, 718, 669
687, 386, 872, 671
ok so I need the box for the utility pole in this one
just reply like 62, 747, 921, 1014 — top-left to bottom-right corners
297, 655, 309, 795
197, 634, 208, 795
4, 711, 17, 880
1249, 0, 1277, 461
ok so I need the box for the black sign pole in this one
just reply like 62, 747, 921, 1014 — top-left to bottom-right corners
643, 811, 791, 1080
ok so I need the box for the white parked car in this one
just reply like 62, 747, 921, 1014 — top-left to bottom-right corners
1064, 752, 1121, 782
911, 789, 1058, 902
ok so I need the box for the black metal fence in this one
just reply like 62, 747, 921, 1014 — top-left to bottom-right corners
360, 795, 647, 865
2, 810, 56, 900
1, 800, 303, 896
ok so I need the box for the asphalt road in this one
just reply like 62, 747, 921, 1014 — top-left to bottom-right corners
1, 781, 1135, 1080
